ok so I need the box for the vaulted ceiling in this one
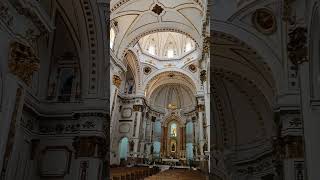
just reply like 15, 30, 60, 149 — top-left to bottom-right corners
110, 0, 205, 59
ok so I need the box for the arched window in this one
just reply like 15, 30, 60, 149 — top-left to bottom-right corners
110, 28, 116, 49
119, 137, 128, 160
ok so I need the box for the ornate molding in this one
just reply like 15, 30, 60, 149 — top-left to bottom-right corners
12, 0, 54, 33
0, 1, 13, 27
287, 27, 308, 65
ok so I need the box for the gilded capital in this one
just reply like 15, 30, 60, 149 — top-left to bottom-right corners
112, 75, 122, 88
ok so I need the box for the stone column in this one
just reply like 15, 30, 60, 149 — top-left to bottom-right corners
69, 112, 108, 180
133, 104, 143, 157
273, 110, 305, 180
110, 75, 121, 155
73, 136, 107, 180
197, 104, 205, 156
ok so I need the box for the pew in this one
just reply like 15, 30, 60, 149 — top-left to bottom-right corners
110, 166, 160, 180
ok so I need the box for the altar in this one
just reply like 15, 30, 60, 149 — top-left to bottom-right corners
162, 158, 180, 166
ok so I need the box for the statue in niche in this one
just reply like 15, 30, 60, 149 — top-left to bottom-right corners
171, 143, 176, 152
127, 79, 134, 94
150, 144, 154, 154
172, 128, 176, 137
203, 143, 208, 154
129, 140, 134, 152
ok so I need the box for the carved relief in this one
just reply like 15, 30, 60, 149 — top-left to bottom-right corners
121, 108, 132, 118
73, 136, 107, 159
188, 64, 197, 73
9, 42, 39, 85
152, 4, 164, 15
143, 66, 151, 75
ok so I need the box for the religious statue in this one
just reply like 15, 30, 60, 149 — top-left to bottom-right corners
171, 143, 176, 152
129, 140, 134, 152
172, 128, 176, 137
150, 144, 154, 154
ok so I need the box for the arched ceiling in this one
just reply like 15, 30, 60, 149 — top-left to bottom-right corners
211, 31, 277, 161
110, 0, 205, 59
150, 84, 196, 112
137, 32, 196, 60
212, 31, 276, 104
145, 71, 197, 112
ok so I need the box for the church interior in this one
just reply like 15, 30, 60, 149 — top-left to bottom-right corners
0, 0, 320, 180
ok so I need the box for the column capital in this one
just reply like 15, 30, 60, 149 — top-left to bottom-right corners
196, 104, 205, 112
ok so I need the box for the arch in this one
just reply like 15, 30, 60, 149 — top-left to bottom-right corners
212, 21, 283, 93
143, 69, 199, 96
123, 50, 141, 89
163, 114, 185, 127
119, 26, 201, 59
212, 31, 277, 106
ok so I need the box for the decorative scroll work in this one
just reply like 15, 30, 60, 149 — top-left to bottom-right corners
9, 41, 39, 85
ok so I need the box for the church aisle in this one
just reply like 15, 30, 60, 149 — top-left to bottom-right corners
145, 168, 207, 180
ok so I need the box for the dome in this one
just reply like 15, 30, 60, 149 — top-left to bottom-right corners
137, 32, 196, 60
